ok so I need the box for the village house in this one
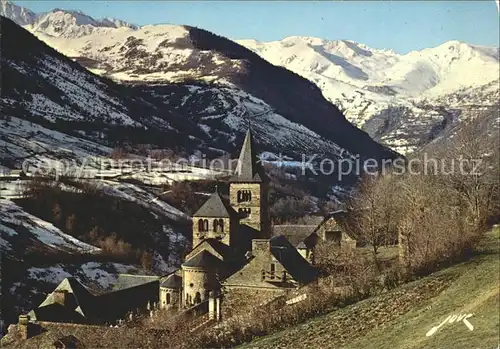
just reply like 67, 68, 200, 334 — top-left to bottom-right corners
274, 211, 358, 263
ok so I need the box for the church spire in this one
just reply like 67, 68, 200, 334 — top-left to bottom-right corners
231, 128, 267, 183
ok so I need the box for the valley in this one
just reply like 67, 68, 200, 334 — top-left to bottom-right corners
0, 1, 498, 347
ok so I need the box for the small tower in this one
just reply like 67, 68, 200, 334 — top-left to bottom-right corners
192, 191, 238, 248
159, 273, 182, 309
181, 251, 222, 307
229, 129, 270, 237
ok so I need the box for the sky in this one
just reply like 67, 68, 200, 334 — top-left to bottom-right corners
14, 1, 500, 53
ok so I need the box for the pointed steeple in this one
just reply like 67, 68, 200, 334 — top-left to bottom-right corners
231, 129, 267, 182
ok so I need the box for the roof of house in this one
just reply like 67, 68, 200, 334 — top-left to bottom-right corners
193, 191, 238, 218
34, 277, 96, 320
160, 273, 182, 289
273, 225, 317, 246
112, 274, 159, 291
182, 250, 222, 269
194, 238, 234, 260
312, 210, 357, 240
270, 235, 317, 284
53, 335, 84, 349
301, 215, 326, 226
31, 276, 160, 324
230, 129, 269, 183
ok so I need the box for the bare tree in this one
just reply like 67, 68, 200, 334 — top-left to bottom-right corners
347, 174, 400, 269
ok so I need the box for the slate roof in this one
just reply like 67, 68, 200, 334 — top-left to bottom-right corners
270, 235, 317, 284
273, 225, 317, 246
33, 277, 96, 321
193, 191, 238, 218
160, 273, 182, 289
30, 276, 160, 324
230, 129, 269, 183
301, 215, 326, 226
311, 210, 357, 240
192, 238, 234, 260
29, 303, 88, 324
112, 274, 159, 291
182, 250, 223, 269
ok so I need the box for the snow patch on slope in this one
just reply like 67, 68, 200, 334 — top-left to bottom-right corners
0, 199, 100, 253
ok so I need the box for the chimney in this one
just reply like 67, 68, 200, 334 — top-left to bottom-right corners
18, 315, 29, 340
252, 239, 270, 254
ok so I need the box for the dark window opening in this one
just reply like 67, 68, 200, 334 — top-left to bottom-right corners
213, 218, 224, 233
238, 207, 251, 218
325, 231, 342, 246
237, 190, 252, 203
198, 219, 209, 232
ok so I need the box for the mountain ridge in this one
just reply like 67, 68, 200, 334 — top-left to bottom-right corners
1, 15, 398, 172
2, 0, 496, 154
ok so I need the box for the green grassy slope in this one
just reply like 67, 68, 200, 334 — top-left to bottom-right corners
242, 227, 500, 349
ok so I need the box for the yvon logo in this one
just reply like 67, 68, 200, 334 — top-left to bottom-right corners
426, 313, 474, 337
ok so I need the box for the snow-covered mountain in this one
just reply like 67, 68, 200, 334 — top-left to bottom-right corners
0, 0, 35, 26
238, 37, 499, 154
238, 37, 499, 98
1, 13, 397, 165
30, 9, 138, 37
2, 1, 499, 154
0, 0, 137, 35
4, 1, 496, 154
0, 3, 402, 329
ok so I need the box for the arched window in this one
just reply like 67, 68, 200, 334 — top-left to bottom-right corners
198, 219, 209, 232
166, 293, 171, 305
213, 219, 225, 233
195, 292, 201, 304
237, 190, 252, 203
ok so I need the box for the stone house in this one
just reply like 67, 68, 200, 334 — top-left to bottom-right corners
273, 210, 357, 264
223, 236, 317, 289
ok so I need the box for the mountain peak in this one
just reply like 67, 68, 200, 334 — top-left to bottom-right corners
0, 0, 36, 26
99, 16, 138, 30
0, 1, 137, 36
30, 7, 137, 38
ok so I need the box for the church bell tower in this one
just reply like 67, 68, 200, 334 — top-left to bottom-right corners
229, 129, 270, 237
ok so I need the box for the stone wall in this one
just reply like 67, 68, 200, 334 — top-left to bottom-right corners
316, 217, 356, 250
182, 267, 219, 307
159, 287, 180, 310
192, 216, 231, 247
230, 183, 269, 234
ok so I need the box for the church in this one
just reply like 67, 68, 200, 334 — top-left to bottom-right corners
160, 129, 317, 311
